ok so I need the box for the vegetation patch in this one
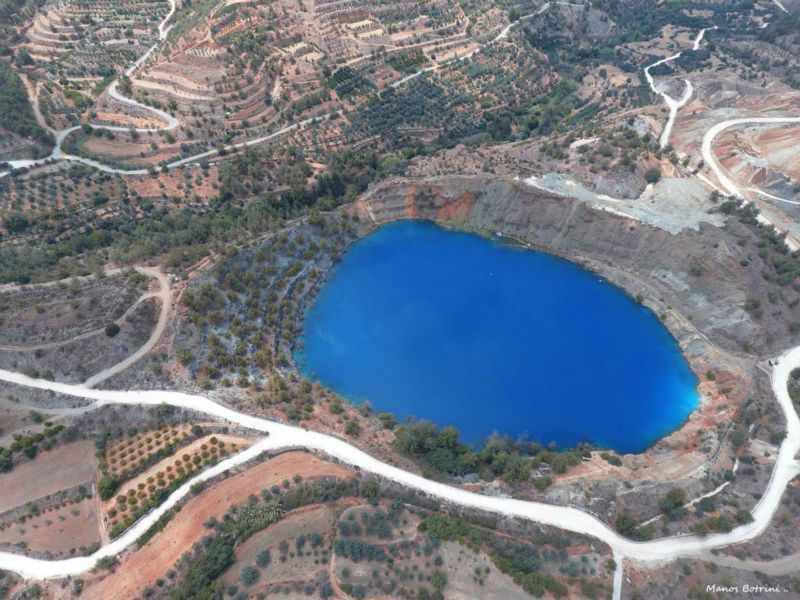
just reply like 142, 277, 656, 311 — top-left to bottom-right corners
0, 62, 52, 149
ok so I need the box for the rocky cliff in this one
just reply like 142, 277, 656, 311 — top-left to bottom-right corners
357, 175, 798, 359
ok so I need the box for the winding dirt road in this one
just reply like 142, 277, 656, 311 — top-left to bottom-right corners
643, 27, 717, 149
82, 267, 171, 388
2, 1, 555, 178
640, 23, 800, 251
0, 341, 796, 586
701, 116, 800, 199
1, 0, 178, 178
700, 115, 800, 250
0, 267, 168, 354
1, 7, 800, 597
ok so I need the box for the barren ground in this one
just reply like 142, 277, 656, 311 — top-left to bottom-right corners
0, 441, 96, 513
0, 497, 101, 557
82, 451, 354, 599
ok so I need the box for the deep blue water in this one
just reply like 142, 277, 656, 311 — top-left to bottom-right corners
297, 220, 698, 453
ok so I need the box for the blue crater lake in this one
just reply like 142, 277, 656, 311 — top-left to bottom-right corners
297, 220, 698, 453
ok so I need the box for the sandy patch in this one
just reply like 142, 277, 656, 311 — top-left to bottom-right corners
0, 442, 97, 513
0, 497, 101, 556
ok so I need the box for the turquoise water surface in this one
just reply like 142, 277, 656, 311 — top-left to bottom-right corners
297, 220, 698, 453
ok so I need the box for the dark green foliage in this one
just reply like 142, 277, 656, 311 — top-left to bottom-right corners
393, 420, 473, 476
138, 508, 179, 548
695, 496, 715, 517
347, 78, 478, 147
394, 419, 582, 482
386, 49, 427, 74
183, 285, 225, 315
4, 213, 30, 234
327, 67, 373, 97
419, 515, 483, 547
644, 167, 662, 184
166, 478, 357, 596
789, 368, 800, 405
600, 452, 622, 466
221, 500, 283, 540
431, 571, 447, 591
377, 412, 396, 429
170, 535, 235, 599
735, 509, 753, 524
216, 146, 379, 212
691, 514, 734, 535
255, 549, 271, 568
0, 62, 52, 146
0, 424, 64, 475
522, 79, 583, 137
98, 475, 120, 500
240, 566, 259, 586
0, 0, 43, 23
658, 488, 687, 519
0, 146, 380, 284
95, 556, 119, 571
614, 511, 645, 539
419, 515, 571, 598
355, 506, 399, 539
0, 449, 12, 472
334, 539, 387, 563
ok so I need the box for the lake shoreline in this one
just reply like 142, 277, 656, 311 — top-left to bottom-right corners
340, 175, 759, 470
170, 174, 765, 530
294, 217, 700, 456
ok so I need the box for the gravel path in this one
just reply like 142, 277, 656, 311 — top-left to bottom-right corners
0, 343, 796, 585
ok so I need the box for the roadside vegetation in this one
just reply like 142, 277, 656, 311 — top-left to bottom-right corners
140, 463, 609, 600
95, 423, 247, 536
393, 419, 586, 487
0, 63, 52, 151
0, 414, 66, 472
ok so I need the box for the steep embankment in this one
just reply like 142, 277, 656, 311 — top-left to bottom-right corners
358, 176, 797, 357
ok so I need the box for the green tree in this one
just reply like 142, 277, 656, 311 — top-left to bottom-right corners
431, 571, 447, 591
345, 420, 361, 437
98, 475, 120, 500
240, 566, 259, 586
255, 549, 271, 568
644, 167, 662, 184
659, 487, 687, 518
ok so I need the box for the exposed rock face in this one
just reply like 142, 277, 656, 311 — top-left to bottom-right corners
357, 175, 796, 358
354, 175, 800, 494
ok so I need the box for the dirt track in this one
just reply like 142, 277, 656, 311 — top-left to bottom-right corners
83, 267, 171, 388
82, 451, 353, 599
